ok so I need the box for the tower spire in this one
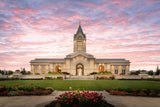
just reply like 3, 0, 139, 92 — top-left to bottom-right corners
79, 20, 81, 25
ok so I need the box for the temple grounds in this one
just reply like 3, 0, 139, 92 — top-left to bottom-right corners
1, 80, 160, 90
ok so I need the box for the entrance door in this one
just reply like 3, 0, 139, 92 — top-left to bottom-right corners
76, 64, 83, 76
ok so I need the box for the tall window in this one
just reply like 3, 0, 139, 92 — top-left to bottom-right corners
55, 65, 61, 72
77, 41, 82, 51
122, 70, 125, 74
99, 65, 104, 72
115, 69, 118, 74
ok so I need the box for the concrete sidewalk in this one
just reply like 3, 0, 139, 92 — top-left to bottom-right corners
0, 91, 159, 107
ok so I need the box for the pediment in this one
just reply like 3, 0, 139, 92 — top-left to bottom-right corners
65, 52, 94, 59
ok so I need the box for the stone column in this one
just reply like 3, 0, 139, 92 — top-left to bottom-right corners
38, 65, 42, 74
126, 65, 129, 75
45, 65, 49, 74
118, 65, 122, 75
111, 65, 114, 74
31, 65, 34, 75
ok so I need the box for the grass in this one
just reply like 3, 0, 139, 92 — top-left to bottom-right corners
1, 80, 160, 91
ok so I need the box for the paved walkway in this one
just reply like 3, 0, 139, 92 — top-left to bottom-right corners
0, 91, 159, 107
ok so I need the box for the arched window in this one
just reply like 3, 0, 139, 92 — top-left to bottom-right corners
55, 65, 61, 72
99, 65, 104, 72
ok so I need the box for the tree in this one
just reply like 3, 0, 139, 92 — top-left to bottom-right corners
8, 70, 13, 75
135, 70, 140, 75
21, 68, 26, 74
155, 66, 160, 75
15, 69, 20, 72
148, 70, 153, 75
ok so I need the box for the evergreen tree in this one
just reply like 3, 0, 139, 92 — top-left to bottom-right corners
155, 65, 160, 75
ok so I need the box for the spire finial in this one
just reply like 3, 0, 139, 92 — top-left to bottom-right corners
79, 20, 81, 25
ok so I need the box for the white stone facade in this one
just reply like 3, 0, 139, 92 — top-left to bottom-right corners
30, 24, 130, 75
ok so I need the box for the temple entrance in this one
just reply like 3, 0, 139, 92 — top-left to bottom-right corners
76, 63, 84, 76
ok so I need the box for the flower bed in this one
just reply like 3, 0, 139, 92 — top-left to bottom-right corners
0, 83, 53, 96
106, 88, 160, 97
46, 90, 114, 107
45, 76, 63, 80
48, 72, 64, 75
96, 75, 115, 80
97, 71, 112, 75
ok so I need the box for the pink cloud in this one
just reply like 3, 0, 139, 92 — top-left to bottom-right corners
111, 0, 135, 8
10, 7, 39, 15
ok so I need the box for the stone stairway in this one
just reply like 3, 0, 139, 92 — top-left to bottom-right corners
66, 75, 95, 80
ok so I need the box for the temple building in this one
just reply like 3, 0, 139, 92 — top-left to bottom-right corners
30, 23, 130, 75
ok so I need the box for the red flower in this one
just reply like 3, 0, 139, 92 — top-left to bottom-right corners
70, 100, 73, 103
2, 84, 5, 88
30, 83, 33, 85
13, 86, 15, 89
16, 84, 19, 87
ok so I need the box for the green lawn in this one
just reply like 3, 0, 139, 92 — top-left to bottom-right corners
1, 80, 160, 91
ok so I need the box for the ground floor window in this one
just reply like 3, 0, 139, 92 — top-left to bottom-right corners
55, 65, 61, 72
122, 69, 125, 74
99, 65, 104, 72
115, 69, 118, 74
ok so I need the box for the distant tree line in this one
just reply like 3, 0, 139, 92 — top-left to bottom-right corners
130, 66, 160, 76
0, 68, 31, 75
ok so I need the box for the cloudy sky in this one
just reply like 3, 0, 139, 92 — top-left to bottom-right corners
0, 0, 160, 71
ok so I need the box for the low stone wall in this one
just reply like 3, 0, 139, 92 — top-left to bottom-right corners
21, 75, 65, 79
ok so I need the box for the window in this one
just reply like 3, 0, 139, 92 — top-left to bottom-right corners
115, 69, 118, 74
77, 41, 82, 51
99, 65, 104, 72
122, 70, 125, 74
55, 66, 61, 72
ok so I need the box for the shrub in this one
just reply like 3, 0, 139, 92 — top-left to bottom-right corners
109, 75, 115, 80
48, 72, 63, 75
0, 85, 6, 92
96, 76, 108, 80
26, 87, 34, 92
90, 72, 97, 75
97, 71, 112, 75
45, 77, 54, 80
0, 78, 19, 81
106, 88, 160, 97
57, 77, 63, 80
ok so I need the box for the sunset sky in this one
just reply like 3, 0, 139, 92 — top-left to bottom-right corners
0, 0, 160, 71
